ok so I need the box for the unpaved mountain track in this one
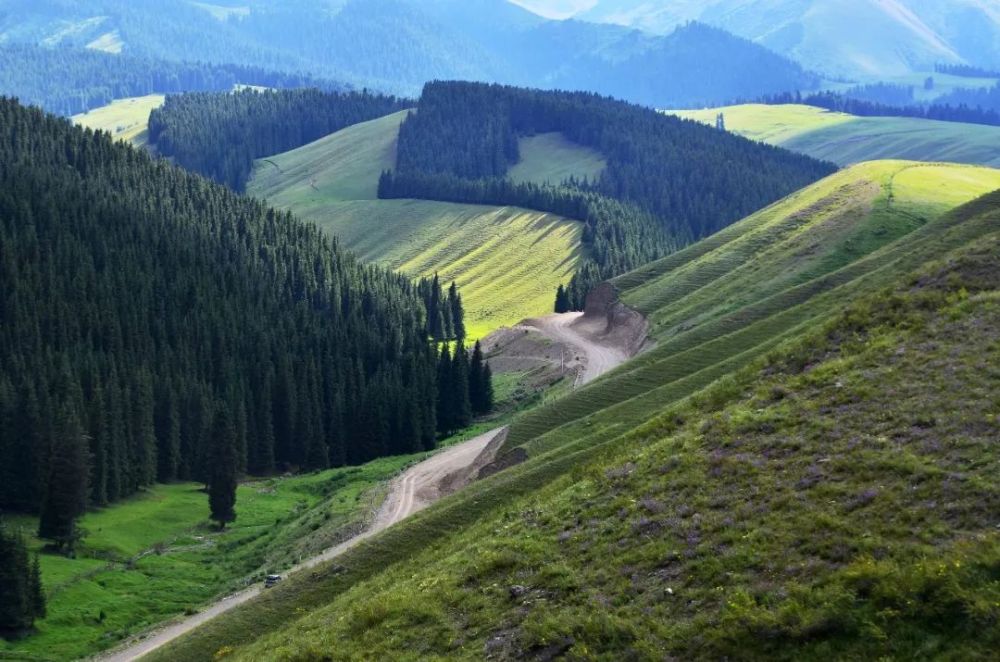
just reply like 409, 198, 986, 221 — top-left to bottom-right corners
97, 310, 638, 661
525, 312, 629, 385
97, 429, 503, 661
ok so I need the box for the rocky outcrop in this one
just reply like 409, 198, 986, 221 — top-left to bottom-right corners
583, 282, 650, 356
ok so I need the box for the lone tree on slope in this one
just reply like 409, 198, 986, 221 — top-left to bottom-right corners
37, 406, 90, 554
209, 407, 239, 530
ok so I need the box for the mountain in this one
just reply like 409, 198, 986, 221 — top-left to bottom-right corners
0, 0, 819, 108
148, 160, 1000, 660
572, 0, 1000, 78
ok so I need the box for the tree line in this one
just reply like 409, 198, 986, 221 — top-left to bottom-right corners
0, 520, 45, 636
934, 63, 1000, 79
0, 98, 491, 537
148, 88, 409, 191
760, 90, 1000, 127
379, 170, 677, 309
385, 81, 835, 308
0, 43, 340, 117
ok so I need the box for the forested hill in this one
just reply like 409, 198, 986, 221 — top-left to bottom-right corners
148, 89, 408, 191
0, 97, 445, 514
0, 44, 340, 117
382, 81, 837, 304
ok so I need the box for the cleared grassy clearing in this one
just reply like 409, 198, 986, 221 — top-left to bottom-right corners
151, 160, 1000, 661
85, 30, 123, 54
673, 104, 1000, 167
507, 132, 606, 185
249, 110, 409, 204
72, 94, 165, 146
247, 113, 586, 340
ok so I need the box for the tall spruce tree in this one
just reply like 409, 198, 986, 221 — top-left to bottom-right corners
469, 341, 495, 415
448, 282, 466, 343
0, 520, 46, 635
37, 406, 90, 553
554, 285, 571, 314
481, 364, 495, 414
436, 343, 454, 434
451, 343, 473, 430
208, 408, 238, 530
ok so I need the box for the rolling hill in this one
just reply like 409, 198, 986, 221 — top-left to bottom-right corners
570, 0, 1000, 79
246, 111, 589, 340
148, 159, 1000, 660
674, 104, 1000, 168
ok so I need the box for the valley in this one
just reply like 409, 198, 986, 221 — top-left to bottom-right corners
246, 110, 591, 340
98, 305, 641, 661
145, 159, 1000, 661
4, 5, 1000, 660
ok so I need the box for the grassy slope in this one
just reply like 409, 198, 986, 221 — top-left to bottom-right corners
674, 104, 1000, 168
0, 454, 430, 661
230, 232, 1000, 660
508, 132, 606, 185
247, 112, 587, 340
72, 94, 165, 146
150, 160, 1000, 661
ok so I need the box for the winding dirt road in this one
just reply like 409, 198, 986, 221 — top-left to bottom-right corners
97, 310, 638, 661
525, 312, 629, 385
97, 429, 503, 662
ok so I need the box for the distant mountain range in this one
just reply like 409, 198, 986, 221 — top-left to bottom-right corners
532, 0, 1000, 79
0, 0, 819, 108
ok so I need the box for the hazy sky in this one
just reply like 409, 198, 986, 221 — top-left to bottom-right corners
508, 0, 596, 19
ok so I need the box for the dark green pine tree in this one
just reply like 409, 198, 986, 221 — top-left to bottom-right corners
451, 343, 473, 429
469, 341, 494, 415
481, 364, 495, 414
208, 408, 238, 530
37, 406, 90, 554
428, 274, 443, 340
436, 343, 454, 434
554, 284, 571, 313
448, 282, 465, 342
0, 520, 46, 634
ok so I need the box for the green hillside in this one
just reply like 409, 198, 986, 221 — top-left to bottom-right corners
247, 112, 587, 340
674, 104, 1000, 168
227, 230, 1000, 660
71, 94, 164, 146
508, 132, 606, 185
150, 160, 1000, 661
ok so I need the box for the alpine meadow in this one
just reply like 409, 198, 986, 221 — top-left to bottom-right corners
1, 2, 999, 661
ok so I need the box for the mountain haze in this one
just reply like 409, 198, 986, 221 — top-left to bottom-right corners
570, 0, 1000, 78
0, 0, 818, 107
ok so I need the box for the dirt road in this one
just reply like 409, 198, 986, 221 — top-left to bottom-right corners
526, 312, 629, 385
97, 428, 505, 661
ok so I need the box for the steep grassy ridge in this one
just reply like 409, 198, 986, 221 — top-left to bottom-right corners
501, 162, 1000, 458
674, 104, 1000, 167
247, 112, 587, 339
226, 232, 1000, 660
151, 162, 1000, 661
71, 94, 164, 145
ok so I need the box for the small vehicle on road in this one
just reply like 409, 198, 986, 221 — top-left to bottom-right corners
264, 574, 282, 588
